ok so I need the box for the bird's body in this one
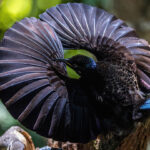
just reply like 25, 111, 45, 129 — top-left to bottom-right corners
96, 49, 144, 118
58, 47, 144, 134
1, 3, 150, 143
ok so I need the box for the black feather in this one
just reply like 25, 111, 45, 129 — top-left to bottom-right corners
40, 3, 150, 90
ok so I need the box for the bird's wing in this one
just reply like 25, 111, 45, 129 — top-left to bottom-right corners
0, 17, 101, 143
40, 3, 150, 90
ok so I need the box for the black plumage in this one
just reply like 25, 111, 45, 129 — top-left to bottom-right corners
0, 3, 150, 143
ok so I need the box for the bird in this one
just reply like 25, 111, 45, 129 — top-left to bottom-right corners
0, 2, 150, 144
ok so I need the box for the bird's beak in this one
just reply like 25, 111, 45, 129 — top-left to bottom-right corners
53, 58, 73, 68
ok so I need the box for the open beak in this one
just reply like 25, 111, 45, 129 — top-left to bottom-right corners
53, 58, 73, 68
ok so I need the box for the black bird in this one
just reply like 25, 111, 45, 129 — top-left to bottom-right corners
0, 3, 150, 143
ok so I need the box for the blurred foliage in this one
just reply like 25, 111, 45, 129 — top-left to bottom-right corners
0, 0, 150, 148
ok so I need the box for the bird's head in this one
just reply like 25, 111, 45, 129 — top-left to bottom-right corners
54, 55, 97, 76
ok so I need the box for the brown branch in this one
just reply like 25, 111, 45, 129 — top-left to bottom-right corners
0, 126, 35, 150
116, 119, 150, 150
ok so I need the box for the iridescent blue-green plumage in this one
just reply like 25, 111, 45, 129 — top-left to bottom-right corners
140, 99, 150, 110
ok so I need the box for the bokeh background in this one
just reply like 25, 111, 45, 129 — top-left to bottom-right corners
0, 0, 150, 147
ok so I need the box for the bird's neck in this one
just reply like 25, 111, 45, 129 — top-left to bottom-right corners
80, 68, 104, 88
80, 68, 97, 79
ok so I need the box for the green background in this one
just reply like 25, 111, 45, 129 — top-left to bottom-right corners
0, 0, 150, 148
